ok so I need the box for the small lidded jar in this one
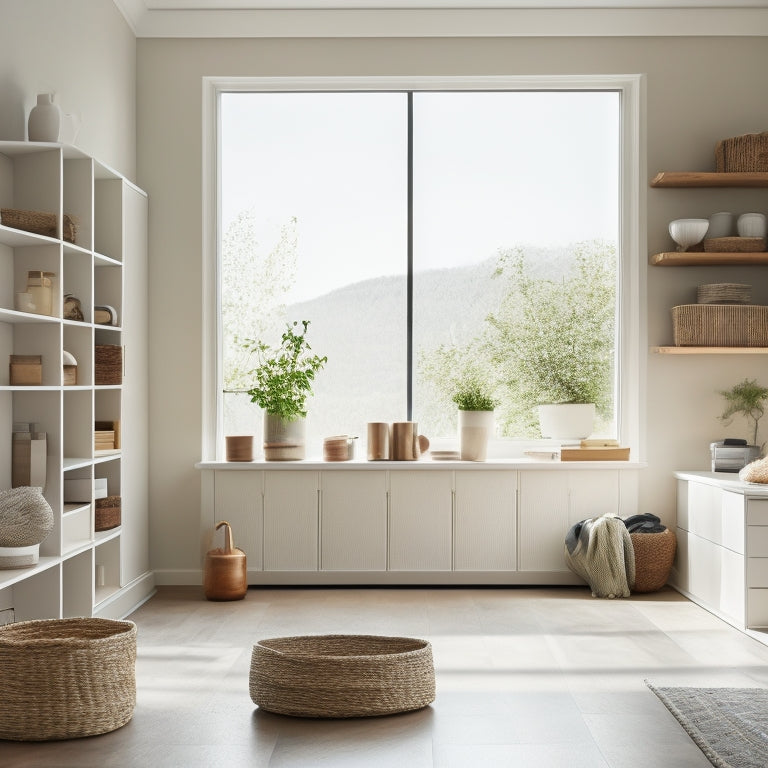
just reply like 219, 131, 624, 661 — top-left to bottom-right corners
26, 270, 55, 316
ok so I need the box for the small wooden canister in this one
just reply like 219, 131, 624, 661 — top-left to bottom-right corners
204, 521, 247, 601
225, 435, 254, 461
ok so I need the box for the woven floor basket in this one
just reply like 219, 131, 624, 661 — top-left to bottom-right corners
631, 530, 677, 593
0, 617, 137, 741
672, 304, 768, 346
250, 634, 435, 718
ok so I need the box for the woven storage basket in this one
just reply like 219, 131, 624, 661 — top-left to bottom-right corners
631, 530, 677, 593
704, 236, 766, 253
95, 344, 123, 385
696, 283, 751, 305
0, 617, 136, 741
715, 132, 768, 172
672, 304, 768, 346
0, 208, 77, 243
250, 634, 435, 718
95, 495, 121, 531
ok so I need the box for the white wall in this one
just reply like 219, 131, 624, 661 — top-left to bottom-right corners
136, 35, 768, 580
0, 0, 136, 179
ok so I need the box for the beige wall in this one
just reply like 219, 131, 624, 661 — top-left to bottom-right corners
0, 0, 136, 178
137, 36, 768, 577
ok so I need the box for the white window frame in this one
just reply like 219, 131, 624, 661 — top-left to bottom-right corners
201, 75, 646, 462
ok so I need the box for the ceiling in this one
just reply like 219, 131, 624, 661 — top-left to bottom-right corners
114, 0, 768, 37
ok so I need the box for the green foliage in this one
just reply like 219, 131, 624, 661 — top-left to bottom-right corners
240, 320, 327, 420
485, 242, 616, 436
452, 382, 496, 411
718, 378, 768, 447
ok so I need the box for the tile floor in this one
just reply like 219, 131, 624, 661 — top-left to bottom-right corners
4, 585, 768, 767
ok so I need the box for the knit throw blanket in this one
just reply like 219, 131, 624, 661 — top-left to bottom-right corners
564, 513, 636, 598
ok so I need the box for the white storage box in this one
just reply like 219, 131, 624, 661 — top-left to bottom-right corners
64, 478, 107, 503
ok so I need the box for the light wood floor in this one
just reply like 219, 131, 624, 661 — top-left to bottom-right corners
5, 585, 768, 767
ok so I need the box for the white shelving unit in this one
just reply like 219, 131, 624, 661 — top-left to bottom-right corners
0, 141, 152, 622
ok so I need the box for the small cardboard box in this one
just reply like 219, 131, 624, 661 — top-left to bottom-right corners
10, 355, 42, 386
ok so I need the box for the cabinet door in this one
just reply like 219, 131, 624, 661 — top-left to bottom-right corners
389, 471, 452, 571
454, 470, 516, 571
263, 471, 318, 571
320, 471, 387, 571
519, 470, 620, 572
213, 470, 264, 571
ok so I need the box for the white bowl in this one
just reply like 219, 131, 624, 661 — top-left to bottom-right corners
669, 218, 709, 251
736, 212, 767, 238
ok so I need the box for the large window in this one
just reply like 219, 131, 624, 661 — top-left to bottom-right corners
213, 79, 637, 459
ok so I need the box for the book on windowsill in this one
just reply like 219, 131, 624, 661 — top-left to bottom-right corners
560, 445, 630, 461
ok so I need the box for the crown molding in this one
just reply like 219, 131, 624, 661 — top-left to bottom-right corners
113, 2, 768, 38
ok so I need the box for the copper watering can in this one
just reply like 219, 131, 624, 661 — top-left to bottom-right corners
203, 520, 247, 601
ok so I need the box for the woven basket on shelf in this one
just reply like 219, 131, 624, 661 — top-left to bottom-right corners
0, 208, 77, 243
704, 236, 765, 253
672, 304, 768, 346
95, 495, 121, 531
715, 132, 768, 172
250, 634, 435, 718
696, 283, 751, 305
631, 530, 677, 593
94, 344, 123, 385
0, 617, 137, 741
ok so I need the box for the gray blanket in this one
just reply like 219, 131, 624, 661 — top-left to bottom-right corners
564, 513, 635, 598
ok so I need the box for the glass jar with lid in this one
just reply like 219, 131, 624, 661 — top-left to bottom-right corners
26, 270, 55, 316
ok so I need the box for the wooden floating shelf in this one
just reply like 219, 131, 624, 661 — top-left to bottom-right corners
651, 171, 768, 188
651, 252, 768, 266
653, 346, 768, 355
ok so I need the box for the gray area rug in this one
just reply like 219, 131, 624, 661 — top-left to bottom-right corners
647, 683, 768, 768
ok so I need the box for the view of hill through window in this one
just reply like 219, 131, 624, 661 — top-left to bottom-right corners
219, 89, 619, 456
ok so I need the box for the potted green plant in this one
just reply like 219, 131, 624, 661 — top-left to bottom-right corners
453, 380, 497, 461
487, 244, 615, 440
240, 320, 327, 460
718, 378, 768, 455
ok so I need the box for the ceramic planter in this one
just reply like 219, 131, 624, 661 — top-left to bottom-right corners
538, 403, 595, 440
458, 409, 494, 461
263, 412, 306, 460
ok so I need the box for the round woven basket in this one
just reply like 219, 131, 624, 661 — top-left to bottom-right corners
631, 530, 677, 593
250, 634, 435, 718
0, 617, 137, 741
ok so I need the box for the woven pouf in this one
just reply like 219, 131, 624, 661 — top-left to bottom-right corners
0, 617, 137, 741
250, 634, 435, 718
0, 487, 54, 569
631, 529, 677, 593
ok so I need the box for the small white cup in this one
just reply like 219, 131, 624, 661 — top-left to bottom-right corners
707, 211, 734, 239
737, 212, 767, 238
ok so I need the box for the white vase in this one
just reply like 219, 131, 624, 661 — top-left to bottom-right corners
28, 93, 61, 142
538, 403, 595, 440
458, 409, 494, 461
263, 412, 306, 461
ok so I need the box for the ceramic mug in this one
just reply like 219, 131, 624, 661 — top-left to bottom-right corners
391, 422, 429, 461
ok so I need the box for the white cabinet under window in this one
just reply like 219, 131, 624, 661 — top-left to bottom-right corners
263, 471, 319, 571
454, 470, 516, 571
320, 471, 386, 571
388, 471, 453, 571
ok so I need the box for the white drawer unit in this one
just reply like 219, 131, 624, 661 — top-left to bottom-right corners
674, 472, 768, 632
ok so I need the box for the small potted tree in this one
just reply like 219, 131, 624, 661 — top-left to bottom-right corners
240, 320, 327, 460
717, 378, 768, 465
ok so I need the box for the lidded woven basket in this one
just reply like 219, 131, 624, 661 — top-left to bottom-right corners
250, 634, 435, 718
0, 617, 137, 741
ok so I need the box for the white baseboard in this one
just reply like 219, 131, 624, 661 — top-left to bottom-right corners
94, 571, 157, 620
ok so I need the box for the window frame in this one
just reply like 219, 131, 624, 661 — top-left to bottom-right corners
202, 75, 646, 462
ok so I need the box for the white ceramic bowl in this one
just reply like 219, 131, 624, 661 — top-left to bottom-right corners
669, 218, 709, 251
736, 212, 767, 238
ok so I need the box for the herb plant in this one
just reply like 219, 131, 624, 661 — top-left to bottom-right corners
240, 320, 327, 421
452, 382, 497, 411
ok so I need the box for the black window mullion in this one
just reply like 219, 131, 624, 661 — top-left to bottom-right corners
406, 91, 414, 420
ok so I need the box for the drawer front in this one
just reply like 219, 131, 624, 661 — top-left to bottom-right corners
747, 557, 768, 588
747, 499, 768, 526
748, 588, 768, 628
747, 526, 768, 557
